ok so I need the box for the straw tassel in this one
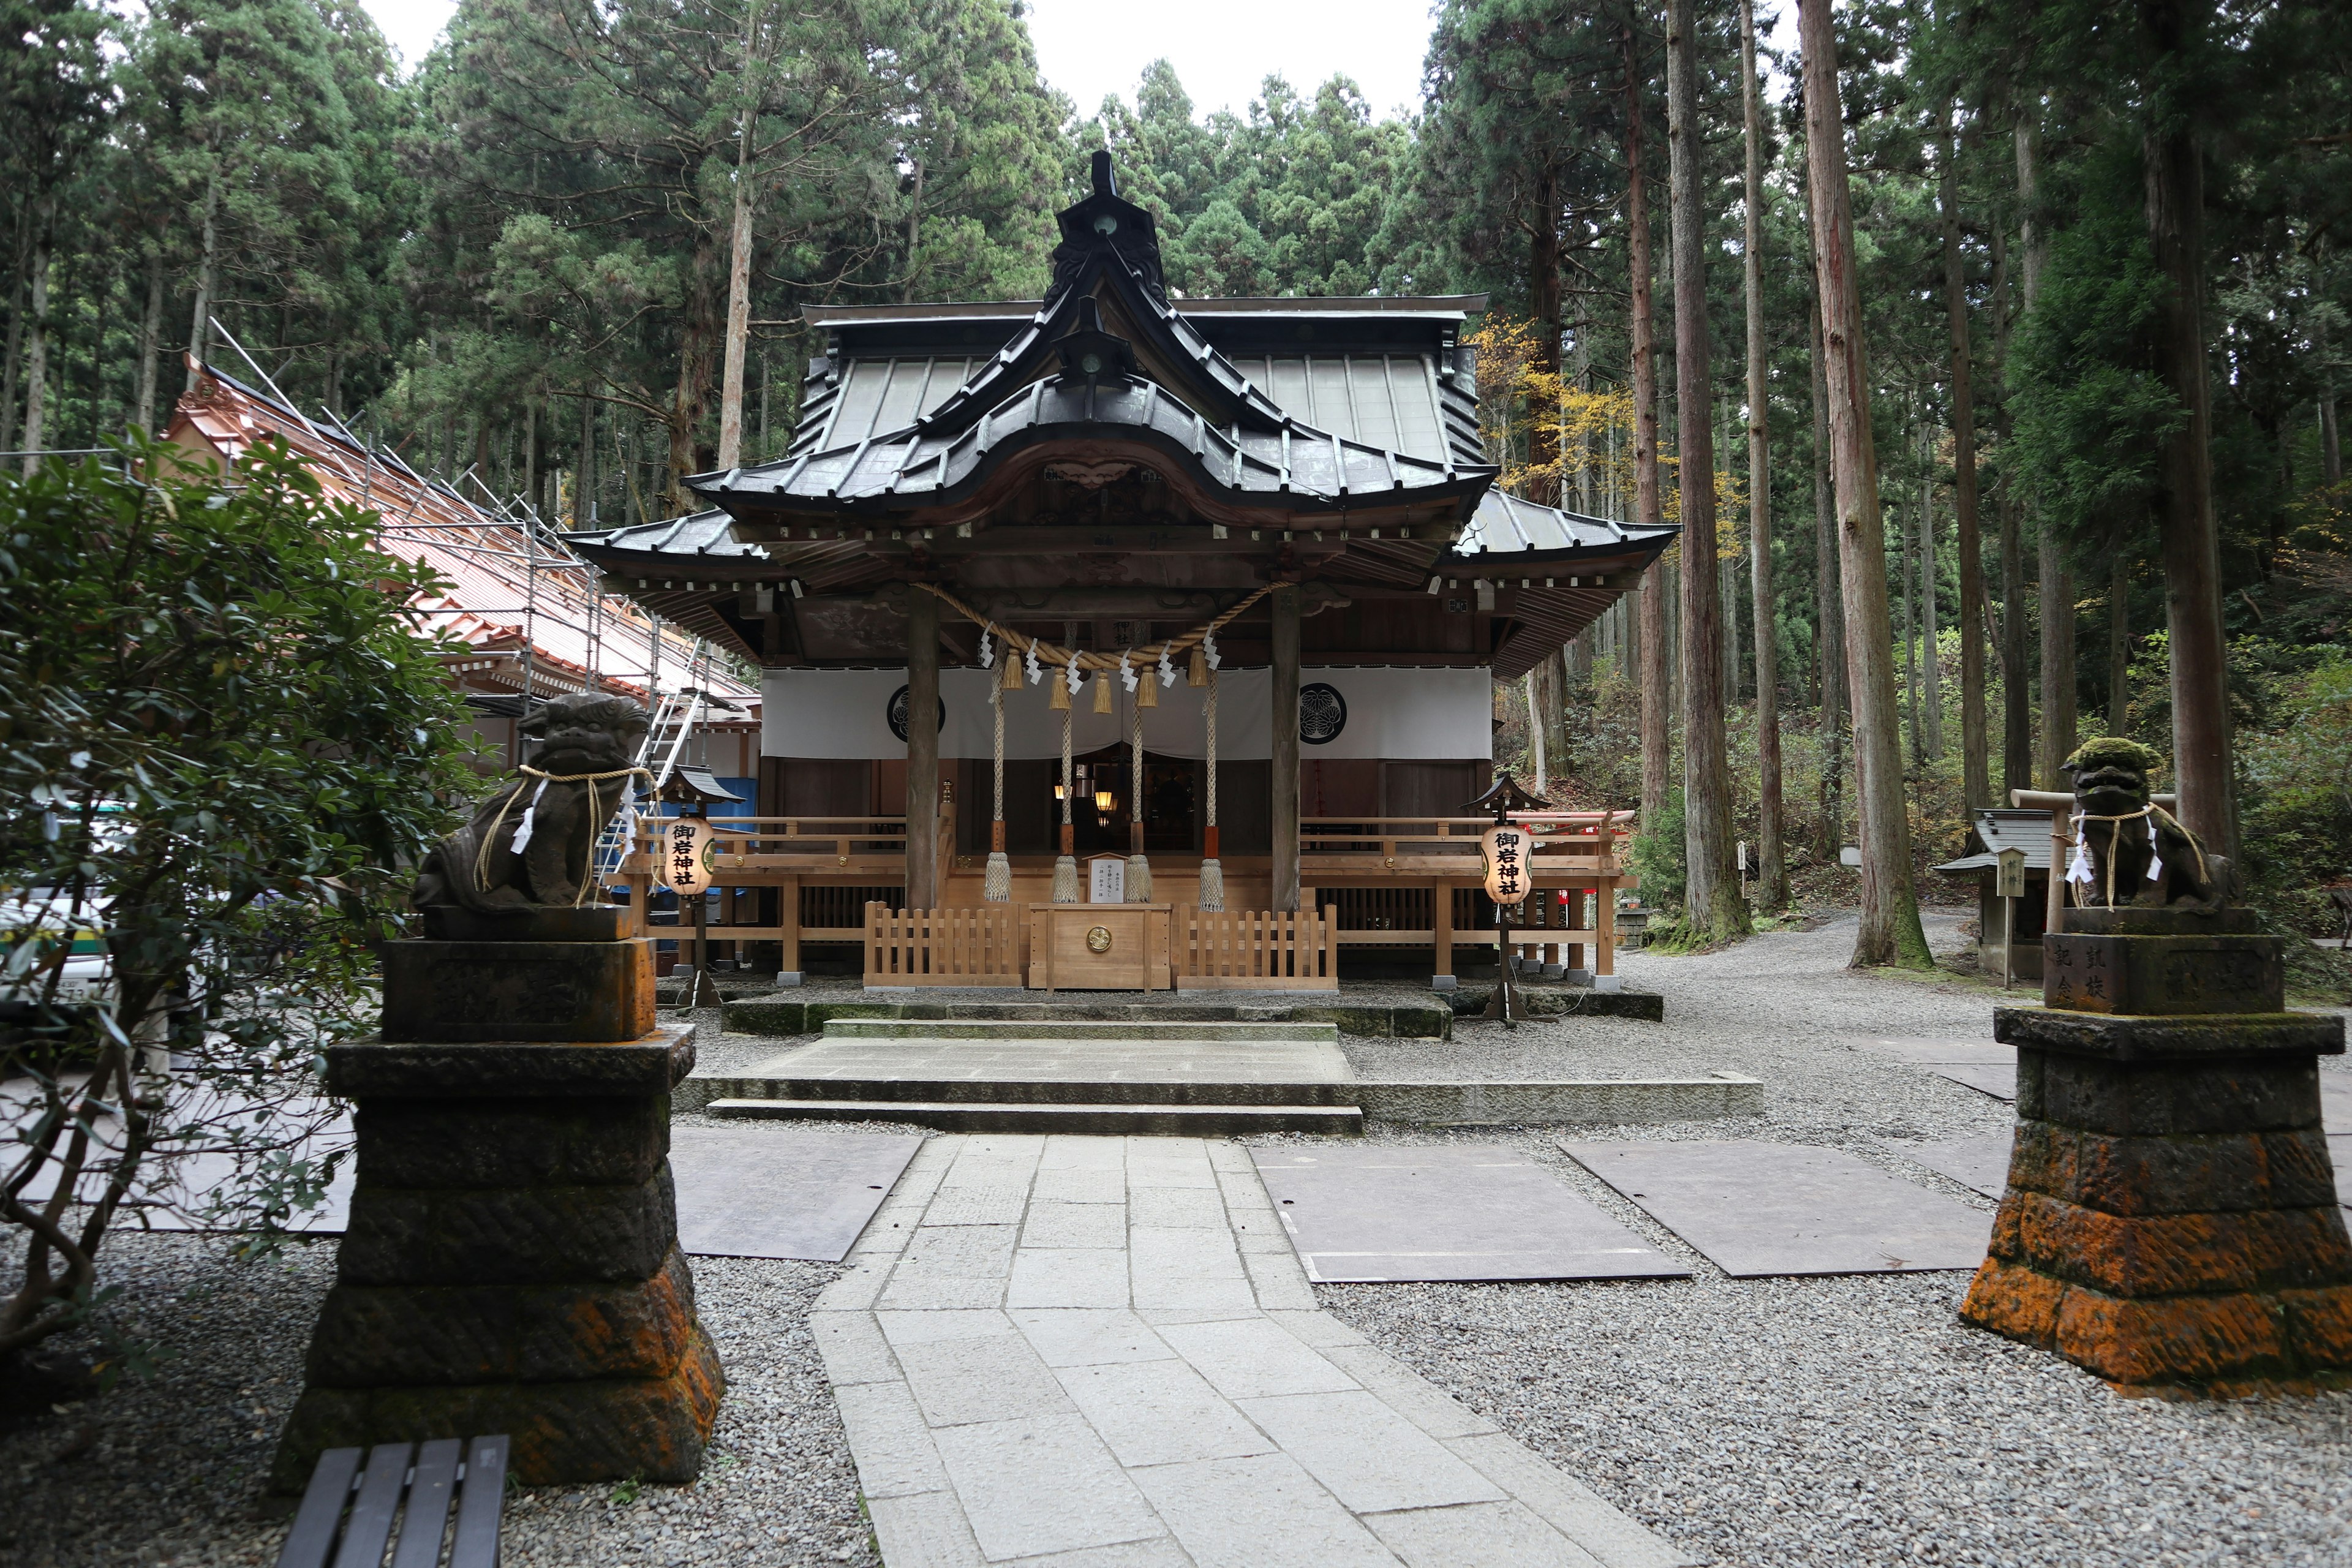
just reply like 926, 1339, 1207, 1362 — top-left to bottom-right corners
984, 679, 1011, 902
1125, 695, 1152, 903
1092, 669, 1114, 713
1051, 698, 1079, 902
1197, 669, 1224, 910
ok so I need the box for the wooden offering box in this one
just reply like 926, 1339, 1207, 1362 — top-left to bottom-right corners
1030, 903, 1171, 992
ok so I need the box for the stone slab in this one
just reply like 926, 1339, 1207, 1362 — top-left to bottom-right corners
733, 1033, 1354, 1089
2327, 1080, 2352, 1134
1929, 1063, 2018, 1101
1251, 1145, 1687, 1283
328, 1025, 695, 1099
421, 905, 631, 942
380, 938, 655, 1042
1879, 1133, 2011, 1199
1559, 1139, 1993, 1277
2044, 932, 2285, 1015
668, 1124, 924, 1262
1353, 1074, 1761, 1126
1851, 1036, 2015, 1065
1994, 1007, 2345, 1063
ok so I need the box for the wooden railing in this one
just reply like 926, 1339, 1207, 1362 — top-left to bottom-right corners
1297, 813, 1626, 876
624, 815, 910, 875
1173, 905, 1340, 992
864, 902, 1026, 987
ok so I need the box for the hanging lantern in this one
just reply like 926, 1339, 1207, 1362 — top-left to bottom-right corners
1480, 823, 1532, 907
657, 816, 717, 895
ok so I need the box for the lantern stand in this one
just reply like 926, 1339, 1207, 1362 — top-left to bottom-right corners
1463, 771, 1549, 1028
663, 764, 742, 1008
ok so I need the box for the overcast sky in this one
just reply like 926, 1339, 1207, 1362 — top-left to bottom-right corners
359, 0, 1441, 118
360, 0, 1796, 127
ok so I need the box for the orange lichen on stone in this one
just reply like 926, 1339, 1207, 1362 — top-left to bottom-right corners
1959, 1257, 2065, 1346
2051, 1289, 2286, 1386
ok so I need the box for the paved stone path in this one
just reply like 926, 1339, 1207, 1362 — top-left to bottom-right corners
810, 1133, 1688, 1567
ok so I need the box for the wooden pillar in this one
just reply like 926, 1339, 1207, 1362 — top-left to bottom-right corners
1597, 887, 1617, 982
1271, 584, 1301, 913
778, 874, 802, 984
1431, 880, 1455, 989
906, 589, 940, 910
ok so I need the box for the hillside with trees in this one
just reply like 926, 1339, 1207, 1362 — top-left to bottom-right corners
6, 0, 2346, 952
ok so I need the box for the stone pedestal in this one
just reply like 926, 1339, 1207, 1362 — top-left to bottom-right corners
274, 911, 722, 1487
1961, 908, 2352, 1393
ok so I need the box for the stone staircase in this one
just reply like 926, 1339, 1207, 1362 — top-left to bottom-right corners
704, 1017, 1363, 1136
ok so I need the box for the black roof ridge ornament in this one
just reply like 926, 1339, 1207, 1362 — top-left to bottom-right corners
1056, 293, 1137, 385
1051, 152, 1165, 306
1091, 148, 1117, 198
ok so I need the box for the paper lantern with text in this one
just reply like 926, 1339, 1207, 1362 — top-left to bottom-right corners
657, 817, 717, 895
1481, 823, 1532, 907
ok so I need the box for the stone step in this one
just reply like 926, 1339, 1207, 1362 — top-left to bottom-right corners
704, 1098, 1365, 1136
721, 998, 1452, 1041
710, 1074, 1358, 1107
820, 1017, 1336, 1044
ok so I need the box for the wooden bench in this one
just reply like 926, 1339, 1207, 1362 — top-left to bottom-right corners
277, 1436, 507, 1568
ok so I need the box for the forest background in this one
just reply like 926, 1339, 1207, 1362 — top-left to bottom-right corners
4, 0, 2348, 945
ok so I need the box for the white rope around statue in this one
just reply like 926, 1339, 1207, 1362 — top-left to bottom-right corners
475, 763, 654, 907
1197, 669, 1224, 910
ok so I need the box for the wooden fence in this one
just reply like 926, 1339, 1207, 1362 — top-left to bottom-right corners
863, 903, 1026, 987
1172, 906, 1340, 991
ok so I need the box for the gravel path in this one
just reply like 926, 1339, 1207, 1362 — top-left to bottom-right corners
1297, 914, 2352, 1567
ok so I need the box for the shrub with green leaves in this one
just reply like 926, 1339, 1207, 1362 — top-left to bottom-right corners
0, 436, 473, 1364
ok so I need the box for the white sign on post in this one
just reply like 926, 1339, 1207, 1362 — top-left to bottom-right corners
657, 818, 715, 895
1088, 856, 1127, 905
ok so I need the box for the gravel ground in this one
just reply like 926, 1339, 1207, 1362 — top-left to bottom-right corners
0, 1235, 876, 1567
1287, 912, 2352, 1568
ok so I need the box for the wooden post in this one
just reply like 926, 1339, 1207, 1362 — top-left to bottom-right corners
778, 874, 801, 985
2011, 787, 2073, 936
1432, 880, 1455, 989
1270, 585, 1301, 913
906, 587, 940, 910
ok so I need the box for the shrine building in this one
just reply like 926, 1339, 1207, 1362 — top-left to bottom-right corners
573, 153, 1675, 991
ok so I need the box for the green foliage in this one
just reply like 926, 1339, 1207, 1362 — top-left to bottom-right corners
2237, 649, 2352, 928
1626, 787, 1686, 914
0, 435, 474, 1356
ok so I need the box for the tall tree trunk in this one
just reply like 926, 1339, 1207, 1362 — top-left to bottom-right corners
1810, 293, 1844, 857
0, 222, 26, 454
2141, 11, 2235, 857
669, 231, 723, 511
184, 167, 221, 393
1626, 22, 1671, 837
716, 20, 760, 473
2018, 110, 2077, 785
1741, 0, 1785, 908
1999, 486, 2030, 786
1800, 0, 1931, 968
2108, 543, 2132, 733
1528, 163, 1565, 507
1902, 471, 1920, 760
2320, 397, 2340, 486
18, 213, 50, 472
1919, 454, 1942, 757
578, 390, 597, 526
1938, 102, 1988, 809
134, 250, 164, 434
1666, 0, 1744, 939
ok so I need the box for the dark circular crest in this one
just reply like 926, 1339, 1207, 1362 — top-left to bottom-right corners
887, 685, 948, 743
1298, 682, 1347, 746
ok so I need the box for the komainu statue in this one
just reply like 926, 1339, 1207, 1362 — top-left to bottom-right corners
413, 693, 650, 913
2062, 736, 2233, 914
